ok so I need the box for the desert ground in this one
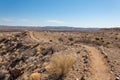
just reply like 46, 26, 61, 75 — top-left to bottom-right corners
0, 28, 120, 80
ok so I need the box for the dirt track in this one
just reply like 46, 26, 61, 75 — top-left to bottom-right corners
28, 31, 114, 80
28, 31, 40, 42
83, 45, 114, 80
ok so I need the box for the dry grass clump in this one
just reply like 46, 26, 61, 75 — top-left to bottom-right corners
36, 47, 41, 55
30, 73, 41, 80
0, 57, 2, 64
68, 37, 74, 41
47, 53, 76, 79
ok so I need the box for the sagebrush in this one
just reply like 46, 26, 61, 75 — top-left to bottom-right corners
48, 53, 76, 79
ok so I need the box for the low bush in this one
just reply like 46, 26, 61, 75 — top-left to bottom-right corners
47, 53, 76, 80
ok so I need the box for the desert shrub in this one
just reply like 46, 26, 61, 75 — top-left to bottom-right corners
49, 40, 52, 42
30, 73, 41, 80
35, 47, 41, 55
0, 57, 2, 64
106, 42, 110, 45
58, 38, 63, 42
101, 37, 103, 40
47, 53, 76, 80
115, 37, 118, 40
95, 37, 100, 40
68, 37, 74, 41
102, 40, 104, 43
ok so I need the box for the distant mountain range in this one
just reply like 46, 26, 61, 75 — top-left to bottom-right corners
0, 25, 119, 32
0, 25, 96, 28
43, 26, 74, 28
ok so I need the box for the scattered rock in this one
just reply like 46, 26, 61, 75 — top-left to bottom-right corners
0, 72, 6, 80
8, 68, 24, 80
80, 76, 85, 80
41, 47, 54, 56
116, 77, 120, 80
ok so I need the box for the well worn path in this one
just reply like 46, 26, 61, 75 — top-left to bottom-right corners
28, 31, 114, 80
82, 45, 114, 80
28, 31, 40, 42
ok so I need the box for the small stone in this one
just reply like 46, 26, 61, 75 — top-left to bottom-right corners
80, 76, 85, 80
41, 47, 54, 56
116, 76, 120, 80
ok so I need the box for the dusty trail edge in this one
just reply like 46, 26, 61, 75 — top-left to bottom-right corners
82, 45, 114, 80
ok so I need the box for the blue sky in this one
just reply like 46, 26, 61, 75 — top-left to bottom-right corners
0, 0, 120, 28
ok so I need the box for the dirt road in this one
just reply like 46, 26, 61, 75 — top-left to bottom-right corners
83, 45, 114, 80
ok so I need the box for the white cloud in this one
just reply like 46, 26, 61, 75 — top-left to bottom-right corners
47, 20, 64, 24
1, 18, 14, 22
0, 18, 30, 22
19, 19, 29, 22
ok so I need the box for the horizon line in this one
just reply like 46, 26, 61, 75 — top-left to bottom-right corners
0, 25, 120, 29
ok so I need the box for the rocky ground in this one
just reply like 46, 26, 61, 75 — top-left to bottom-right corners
0, 29, 120, 80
